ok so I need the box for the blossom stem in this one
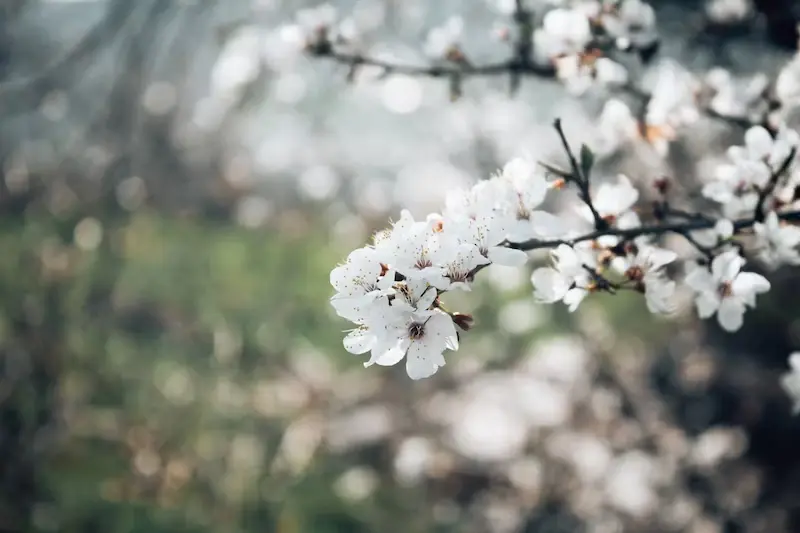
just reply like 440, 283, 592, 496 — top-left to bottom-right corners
553, 118, 608, 230
310, 49, 761, 130
507, 208, 800, 251
754, 148, 797, 222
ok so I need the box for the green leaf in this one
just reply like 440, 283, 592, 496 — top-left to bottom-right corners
580, 144, 595, 180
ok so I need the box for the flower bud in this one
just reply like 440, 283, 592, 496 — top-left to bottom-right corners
452, 312, 475, 331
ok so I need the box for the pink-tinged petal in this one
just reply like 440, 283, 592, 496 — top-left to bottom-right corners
487, 246, 529, 267
343, 328, 374, 354
717, 298, 745, 332
711, 250, 744, 283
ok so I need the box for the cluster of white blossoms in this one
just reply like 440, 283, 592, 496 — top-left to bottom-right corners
306, 1, 800, 411
330, 123, 800, 382
532, 0, 656, 94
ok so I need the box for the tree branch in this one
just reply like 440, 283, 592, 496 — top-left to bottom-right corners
507, 209, 800, 251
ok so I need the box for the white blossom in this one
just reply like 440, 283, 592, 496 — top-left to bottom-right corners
781, 352, 800, 415
439, 242, 492, 291
594, 98, 639, 156
601, 0, 658, 50
705, 0, 753, 25
330, 246, 396, 322
424, 16, 464, 59
532, 8, 592, 64
554, 55, 628, 95
705, 68, 768, 120
591, 173, 639, 223
392, 278, 438, 312
615, 245, 677, 314
444, 179, 504, 221
684, 250, 770, 332
704, 125, 799, 217
498, 158, 567, 242
376, 210, 450, 287
643, 61, 700, 152
341, 297, 409, 355
453, 214, 530, 266
730, 125, 799, 172
691, 219, 734, 248
365, 308, 459, 380
531, 243, 596, 311
753, 211, 800, 267
776, 53, 800, 108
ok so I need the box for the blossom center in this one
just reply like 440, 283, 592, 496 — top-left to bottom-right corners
625, 265, 644, 282
447, 265, 470, 283
718, 281, 733, 298
515, 199, 530, 221
408, 322, 426, 340
415, 257, 433, 270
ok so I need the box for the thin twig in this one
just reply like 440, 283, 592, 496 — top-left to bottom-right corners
313, 49, 555, 78
754, 148, 797, 221
553, 118, 607, 230
312, 47, 761, 130
507, 208, 800, 251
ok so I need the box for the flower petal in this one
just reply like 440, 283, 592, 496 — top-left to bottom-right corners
711, 250, 744, 283
488, 246, 529, 266
343, 328, 374, 354
531, 267, 570, 303
717, 298, 745, 332
695, 291, 720, 319
405, 341, 445, 380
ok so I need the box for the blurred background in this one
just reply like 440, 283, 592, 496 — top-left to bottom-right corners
2, 0, 800, 532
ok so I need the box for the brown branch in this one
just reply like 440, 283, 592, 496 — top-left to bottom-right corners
506, 209, 800, 251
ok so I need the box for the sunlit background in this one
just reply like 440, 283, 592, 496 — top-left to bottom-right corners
2, 0, 800, 532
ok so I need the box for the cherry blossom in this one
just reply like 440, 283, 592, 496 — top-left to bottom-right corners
531, 243, 596, 312
704, 68, 769, 121
453, 215, 529, 267
308, 0, 800, 387
365, 308, 459, 380
497, 158, 566, 242
690, 218, 734, 248
684, 250, 770, 332
424, 16, 465, 60
532, 7, 593, 64
753, 211, 800, 268
600, 0, 658, 50
776, 54, 800, 108
330, 246, 396, 321
554, 55, 628, 95
614, 245, 677, 314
